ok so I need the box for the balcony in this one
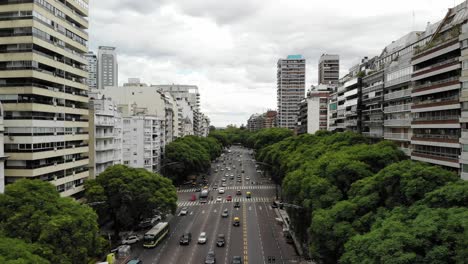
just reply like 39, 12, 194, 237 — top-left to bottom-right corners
412, 115, 459, 123
362, 132, 383, 138
384, 89, 411, 101
412, 151, 459, 165
95, 119, 115, 126
95, 132, 114, 138
412, 57, 459, 77
384, 119, 411, 127
412, 133, 459, 143
344, 120, 358, 127
412, 76, 459, 93
384, 133, 410, 141
412, 95, 459, 109
414, 26, 460, 58
384, 104, 411, 113
96, 155, 114, 164
96, 143, 115, 151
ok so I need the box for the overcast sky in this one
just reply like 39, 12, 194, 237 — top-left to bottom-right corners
89, 0, 463, 127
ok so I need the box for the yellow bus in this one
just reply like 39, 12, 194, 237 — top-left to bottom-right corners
143, 222, 169, 248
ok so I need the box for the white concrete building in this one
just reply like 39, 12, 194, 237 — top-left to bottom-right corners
89, 92, 123, 178
176, 98, 194, 137
122, 116, 164, 173
98, 46, 118, 89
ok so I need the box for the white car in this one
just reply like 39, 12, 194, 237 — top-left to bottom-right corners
122, 235, 139, 245
179, 207, 188, 216
246, 177, 250, 181
198, 232, 207, 244
216, 196, 222, 202
218, 188, 225, 194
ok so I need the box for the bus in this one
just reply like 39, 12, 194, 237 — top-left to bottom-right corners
143, 222, 169, 248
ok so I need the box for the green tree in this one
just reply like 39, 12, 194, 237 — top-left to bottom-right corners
85, 165, 177, 238
0, 180, 104, 264
0, 236, 50, 264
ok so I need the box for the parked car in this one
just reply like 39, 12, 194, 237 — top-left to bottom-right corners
205, 250, 216, 264
198, 232, 207, 244
122, 235, 139, 245
137, 218, 155, 230
216, 234, 225, 247
179, 232, 192, 245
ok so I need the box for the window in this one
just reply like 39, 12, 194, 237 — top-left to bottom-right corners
463, 60, 468, 70
463, 164, 468, 173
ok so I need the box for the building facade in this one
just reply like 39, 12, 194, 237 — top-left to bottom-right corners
319, 54, 340, 85
0, 103, 5, 193
277, 55, 306, 129
85, 51, 97, 89
89, 93, 123, 178
98, 46, 118, 89
0, 0, 90, 197
298, 85, 331, 135
122, 115, 164, 173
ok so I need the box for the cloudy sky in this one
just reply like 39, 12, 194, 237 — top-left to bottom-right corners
89, 0, 462, 127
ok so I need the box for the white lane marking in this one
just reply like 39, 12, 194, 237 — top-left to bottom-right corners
202, 210, 205, 214
259, 206, 262, 210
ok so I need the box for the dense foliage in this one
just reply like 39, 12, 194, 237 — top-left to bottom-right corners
0, 180, 104, 264
164, 135, 223, 183
249, 130, 467, 263
85, 165, 177, 237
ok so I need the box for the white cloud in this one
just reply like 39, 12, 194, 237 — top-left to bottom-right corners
89, 0, 462, 127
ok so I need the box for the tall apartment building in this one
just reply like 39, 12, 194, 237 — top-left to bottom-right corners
460, 23, 468, 180
89, 93, 123, 178
122, 116, 164, 173
318, 54, 340, 85
247, 114, 265, 132
361, 68, 384, 139
98, 46, 118, 89
0, 0, 90, 197
85, 51, 97, 89
153, 85, 202, 136
298, 85, 331, 135
277, 55, 306, 129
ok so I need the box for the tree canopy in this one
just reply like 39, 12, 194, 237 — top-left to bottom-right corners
0, 180, 104, 264
85, 165, 177, 237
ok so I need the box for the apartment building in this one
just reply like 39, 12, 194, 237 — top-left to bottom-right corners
319, 54, 340, 85
247, 114, 265, 132
85, 51, 97, 89
89, 92, 123, 178
277, 55, 306, 129
361, 69, 384, 139
298, 85, 331, 135
122, 115, 163, 173
0, 0, 90, 197
0, 103, 5, 193
410, 7, 466, 171
97, 46, 118, 89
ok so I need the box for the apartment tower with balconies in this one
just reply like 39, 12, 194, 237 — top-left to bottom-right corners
0, 0, 90, 197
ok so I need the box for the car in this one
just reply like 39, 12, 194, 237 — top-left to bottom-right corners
231, 256, 242, 264
137, 218, 154, 230
213, 185, 218, 190
218, 188, 225, 194
195, 187, 202, 192
222, 182, 227, 187
205, 250, 216, 264
227, 168, 231, 171
236, 179, 242, 183
234, 202, 240, 208
220, 168, 224, 171
216, 196, 222, 202
225, 173, 229, 177
152, 215, 162, 222
246, 192, 251, 198
179, 207, 188, 216
122, 235, 139, 245
216, 234, 225, 247
222, 178, 227, 182
271, 202, 278, 208
236, 190, 242, 195
233, 217, 240, 226
226, 195, 232, 201
127, 259, 143, 264
198, 232, 207, 244
241, 169, 245, 173
179, 232, 192, 245
246, 177, 250, 181
221, 209, 229, 218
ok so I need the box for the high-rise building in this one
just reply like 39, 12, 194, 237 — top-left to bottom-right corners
277, 55, 306, 129
98, 46, 118, 89
298, 85, 331, 135
318, 54, 340, 85
0, 103, 5, 193
0, 0, 90, 197
85, 51, 97, 89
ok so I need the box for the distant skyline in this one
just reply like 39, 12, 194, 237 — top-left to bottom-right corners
89, 0, 462, 127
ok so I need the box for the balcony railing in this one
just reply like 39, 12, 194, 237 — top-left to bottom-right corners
412, 134, 459, 140
413, 115, 459, 122
96, 144, 115, 151
344, 120, 358, 126
413, 57, 459, 74
384, 133, 410, 140
413, 76, 459, 91
412, 150, 459, 160
384, 89, 412, 101
362, 132, 383, 138
384, 119, 411, 126
384, 104, 411, 113
413, 95, 459, 107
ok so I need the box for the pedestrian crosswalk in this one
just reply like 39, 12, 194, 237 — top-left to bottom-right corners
177, 184, 276, 193
177, 197, 275, 207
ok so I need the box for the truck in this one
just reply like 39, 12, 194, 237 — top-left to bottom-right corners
199, 189, 209, 203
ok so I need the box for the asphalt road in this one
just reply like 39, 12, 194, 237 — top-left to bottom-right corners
127, 146, 299, 264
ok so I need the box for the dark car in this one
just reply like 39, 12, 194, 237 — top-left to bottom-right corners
236, 190, 242, 195
234, 201, 240, 208
137, 219, 154, 230
195, 187, 202, 192
179, 232, 192, 245
205, 250, 216, 264
216, 234, 225, 247
231, 256, 242, 264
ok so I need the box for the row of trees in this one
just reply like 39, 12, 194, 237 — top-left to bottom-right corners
0, 180, 105, 263
252, 130, 468, 263
163, 135, 223, 184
